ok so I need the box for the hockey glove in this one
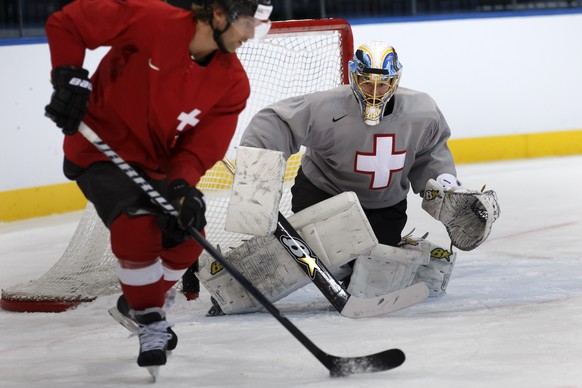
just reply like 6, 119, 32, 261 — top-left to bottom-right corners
167, 179, 207, 231
45, 66, 92, 135
422, 178, 500, 251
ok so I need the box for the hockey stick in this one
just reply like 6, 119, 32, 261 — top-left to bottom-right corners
221, 158, 429, 318
78, 123, 405, 377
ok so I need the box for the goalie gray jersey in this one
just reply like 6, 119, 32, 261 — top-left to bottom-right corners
240, 85, 457, 209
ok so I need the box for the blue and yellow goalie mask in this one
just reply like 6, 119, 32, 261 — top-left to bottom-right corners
349, 42, 402, 126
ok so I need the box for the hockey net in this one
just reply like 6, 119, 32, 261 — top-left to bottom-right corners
0, 19, 354, 312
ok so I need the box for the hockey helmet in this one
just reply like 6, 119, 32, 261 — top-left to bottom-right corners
201, 0, 273, 40
348, 42, 402, 126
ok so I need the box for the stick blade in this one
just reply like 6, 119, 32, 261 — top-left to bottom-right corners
341, 282, 429, 318
328, 348, 405, 377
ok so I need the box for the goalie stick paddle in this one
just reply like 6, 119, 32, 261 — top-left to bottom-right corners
78, 123, 405, 376
221, 159, 429, 319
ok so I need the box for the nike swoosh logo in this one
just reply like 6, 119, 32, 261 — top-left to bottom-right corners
332, 114, 348, 122
148, 58, 160, 71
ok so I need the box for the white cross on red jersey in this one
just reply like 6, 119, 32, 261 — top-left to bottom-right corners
177, 109, 201, 131
355, 134, 406, 189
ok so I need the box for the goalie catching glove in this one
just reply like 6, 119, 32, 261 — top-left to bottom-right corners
422, 174, 500, 251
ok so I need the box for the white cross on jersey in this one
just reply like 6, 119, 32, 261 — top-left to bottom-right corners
177, 108, 201, 131
355, 134, 406, 189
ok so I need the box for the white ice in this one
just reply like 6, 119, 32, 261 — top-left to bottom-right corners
1, 155, 582, 388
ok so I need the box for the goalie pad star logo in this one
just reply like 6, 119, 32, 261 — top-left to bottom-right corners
280, 235, 322, 279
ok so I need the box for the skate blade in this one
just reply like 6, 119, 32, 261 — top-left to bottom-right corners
108, 306, 139, 334
146, 366, 159, 382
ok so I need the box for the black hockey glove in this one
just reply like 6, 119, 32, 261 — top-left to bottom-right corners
167, 179, 207, 232
44, 66, 92, 135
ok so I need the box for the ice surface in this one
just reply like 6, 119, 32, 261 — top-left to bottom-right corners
1, 156, 581, 387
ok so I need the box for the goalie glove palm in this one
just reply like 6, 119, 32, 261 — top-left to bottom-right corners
168, 179, 207, 231
422, 179, 500, 251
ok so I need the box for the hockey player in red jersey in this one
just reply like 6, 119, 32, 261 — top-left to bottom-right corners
43, 0, 273, 378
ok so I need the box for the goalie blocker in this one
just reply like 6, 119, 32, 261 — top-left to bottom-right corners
198, 192, 456, 315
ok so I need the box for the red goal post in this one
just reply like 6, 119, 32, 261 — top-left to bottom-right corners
0, 18, 354, 312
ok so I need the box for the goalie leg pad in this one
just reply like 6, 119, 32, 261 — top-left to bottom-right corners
413, 253, 457, 297
198, 192, 378, 314
347, 234, 458, 299
225, 146, 286, 236
347, 244, 430, 298
401, 236, 457, 297
197, 234, 305, 314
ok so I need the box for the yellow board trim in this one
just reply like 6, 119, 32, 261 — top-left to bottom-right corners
1, 129, 581, 222
0, 182, 87, 222
449, 129, 582, 163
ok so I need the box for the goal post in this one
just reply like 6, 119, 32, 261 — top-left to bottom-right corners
0, 18, 354, 312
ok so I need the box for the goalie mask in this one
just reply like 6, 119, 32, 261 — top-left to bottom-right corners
348, 42, 402, 126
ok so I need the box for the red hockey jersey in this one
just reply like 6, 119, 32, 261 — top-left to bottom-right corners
45, 0, 250, 186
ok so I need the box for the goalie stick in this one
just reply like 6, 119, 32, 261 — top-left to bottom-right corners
78, 122, 405, 377
221, 158, 429, 318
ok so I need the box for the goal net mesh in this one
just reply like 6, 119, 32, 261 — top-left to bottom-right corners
1, 19, 353, 311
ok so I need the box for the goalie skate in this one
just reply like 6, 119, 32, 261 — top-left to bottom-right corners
206, 297, 225, 317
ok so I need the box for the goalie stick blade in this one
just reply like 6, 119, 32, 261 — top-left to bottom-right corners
340, 282, 429, 319
326, 348, 405, 377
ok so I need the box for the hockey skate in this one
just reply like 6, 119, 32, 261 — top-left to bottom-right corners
109, 295, 178, 351
133, 307, 173, 381
206, 297, 225, 317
